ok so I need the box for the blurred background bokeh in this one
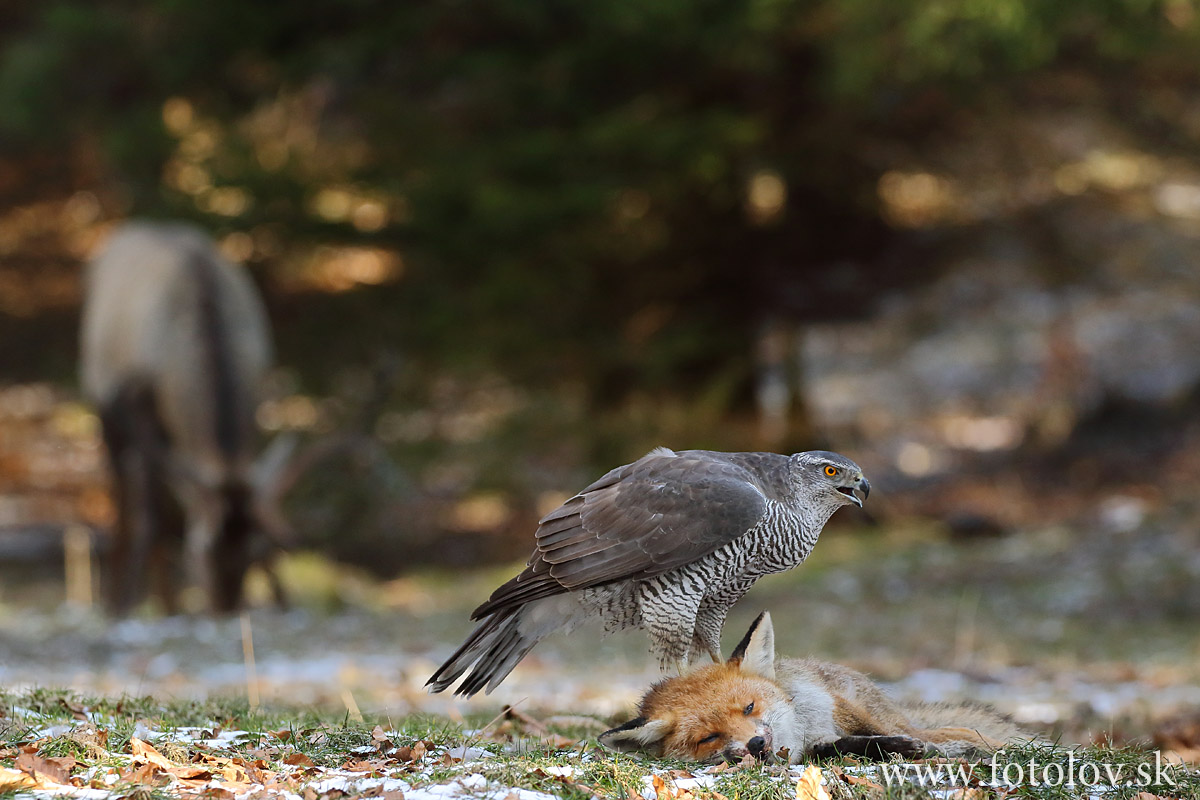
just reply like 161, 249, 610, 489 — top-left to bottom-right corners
1, 0, 1200, 758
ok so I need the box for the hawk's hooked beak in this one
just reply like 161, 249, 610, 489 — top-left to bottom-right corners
838, 475, 870, 508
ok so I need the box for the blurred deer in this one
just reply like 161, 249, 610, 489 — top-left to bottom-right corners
80, 221, 294, 614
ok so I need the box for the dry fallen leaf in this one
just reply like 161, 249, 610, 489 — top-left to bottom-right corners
284, 752, 317, 767
16, 751, 75, 784
853, 775, 885, 790
122, 761, 169, 786
795, 765, 831, 800
0, 765, 49, 792
650, 773, 696, 800
502, 705, 549, 735
248, 746, 281, 760
828, 762, 887, 791
340, 759, 385, 774
389, 742, 429, 766
130, 737, 175, 769
59, 698, 90, 721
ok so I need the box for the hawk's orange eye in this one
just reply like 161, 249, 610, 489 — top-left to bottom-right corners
824, 466, 838, 477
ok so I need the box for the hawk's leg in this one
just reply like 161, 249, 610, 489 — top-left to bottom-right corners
638, 579, 704, 673
688, 603, 728, 664
687, 579, 753, 663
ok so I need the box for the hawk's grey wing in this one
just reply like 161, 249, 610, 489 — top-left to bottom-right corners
471, 450, 769, 618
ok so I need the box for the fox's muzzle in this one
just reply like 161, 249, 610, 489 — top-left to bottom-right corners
722, 724, 775, 763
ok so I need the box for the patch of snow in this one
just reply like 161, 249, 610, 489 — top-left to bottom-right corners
402, 773, 561, 800
131, 721, 159, 740
159, 727, 256, 748
308, 775, 360, 793
671, 776, 718, 791
639, 772, 719, 800
11, 787, 115, 800
536, 764, 576, 777
448, 745, 494, 762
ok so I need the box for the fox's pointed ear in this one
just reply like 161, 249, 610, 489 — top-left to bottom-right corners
728, 611, 776, 680
599, 716, 672, 755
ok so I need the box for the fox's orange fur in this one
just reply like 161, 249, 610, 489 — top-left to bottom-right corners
601, 612, 1029, 763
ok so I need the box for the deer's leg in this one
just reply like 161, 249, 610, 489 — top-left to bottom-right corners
209, 483, 254, 613
122, 448, 157, 612
147, 478, 185, 615
106, 381, 177, 615
98, 396, 133, 614
99, 385, 159, 615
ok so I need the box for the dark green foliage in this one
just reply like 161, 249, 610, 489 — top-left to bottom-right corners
1, 0, 1197, 406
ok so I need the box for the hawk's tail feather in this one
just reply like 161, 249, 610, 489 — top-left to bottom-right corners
458, 621, 539, 696
470, 574, 562, 620
425, 608, 542, 697
425, 610, 515, 694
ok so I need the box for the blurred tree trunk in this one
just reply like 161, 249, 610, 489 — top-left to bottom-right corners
754, 318, 813, 451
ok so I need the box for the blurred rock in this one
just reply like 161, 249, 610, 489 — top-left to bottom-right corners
804, 234, 1200, 463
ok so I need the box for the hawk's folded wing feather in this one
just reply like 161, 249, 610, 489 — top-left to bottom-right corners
471, 450, 768, 619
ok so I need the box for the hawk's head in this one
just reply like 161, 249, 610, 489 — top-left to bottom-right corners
789, 451, 870, 508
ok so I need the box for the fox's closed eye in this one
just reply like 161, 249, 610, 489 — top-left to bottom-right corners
744, 702, 755, 715
698, 733, 721, 744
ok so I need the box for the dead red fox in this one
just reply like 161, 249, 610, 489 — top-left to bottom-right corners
601, 611, 1029, 763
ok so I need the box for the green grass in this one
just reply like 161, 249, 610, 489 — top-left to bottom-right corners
2, 689, 1197, 800
2, 520, 1198, 798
